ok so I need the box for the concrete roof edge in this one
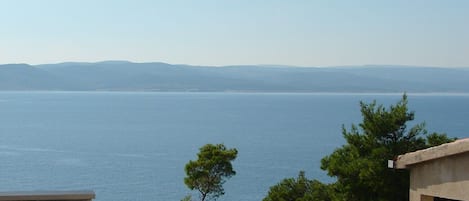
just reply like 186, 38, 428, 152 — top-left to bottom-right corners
395, 138, 469, 169
0, 191, 95, 201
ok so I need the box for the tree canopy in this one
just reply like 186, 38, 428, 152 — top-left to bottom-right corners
263, 171, 333, 201
320, 94, 455, 201
263, 94, 455, 201
184, 144, 238, 201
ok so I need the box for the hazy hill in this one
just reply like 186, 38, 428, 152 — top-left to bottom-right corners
0, 64, 78, 90
0, 61, 468, 92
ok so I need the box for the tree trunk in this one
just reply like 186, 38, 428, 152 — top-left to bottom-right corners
201, 193, 207, 201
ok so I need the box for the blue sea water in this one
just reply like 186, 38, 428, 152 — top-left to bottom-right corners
0, 92, 468, 201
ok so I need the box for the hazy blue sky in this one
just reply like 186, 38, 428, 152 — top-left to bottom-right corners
1, 0, 468, 67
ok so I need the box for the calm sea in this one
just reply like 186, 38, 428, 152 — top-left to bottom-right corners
0, 92, 468, 201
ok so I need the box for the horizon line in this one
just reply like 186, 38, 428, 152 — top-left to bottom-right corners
0, 60, 468, 69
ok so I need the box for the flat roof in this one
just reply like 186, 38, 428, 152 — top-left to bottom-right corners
0, 190, 95, 201
395, 138, 469, 169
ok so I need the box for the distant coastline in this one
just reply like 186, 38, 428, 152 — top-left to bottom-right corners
1, 61, 469, 93
1, 91, 469, 98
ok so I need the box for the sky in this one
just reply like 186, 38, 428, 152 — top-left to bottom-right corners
0, 0, 468, 67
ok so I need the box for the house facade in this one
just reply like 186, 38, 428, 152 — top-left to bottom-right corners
395, 138, 469, 201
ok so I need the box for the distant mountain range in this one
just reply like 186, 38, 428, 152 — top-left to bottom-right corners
1, 61, 468, 92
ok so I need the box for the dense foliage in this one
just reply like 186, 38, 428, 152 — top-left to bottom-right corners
263, 171, 333, 201
264, 94, 455, 201
184, 144, 238, 201
320, 94, 455, 201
